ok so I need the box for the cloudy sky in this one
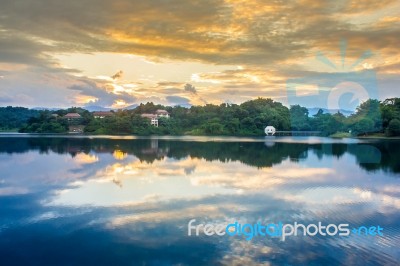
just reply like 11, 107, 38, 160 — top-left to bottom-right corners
0, 0, 399, 108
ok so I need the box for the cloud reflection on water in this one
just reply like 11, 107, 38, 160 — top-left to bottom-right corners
0, 136, 399, 265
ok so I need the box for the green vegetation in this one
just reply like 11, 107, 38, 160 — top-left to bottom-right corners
387, 119, 400, 136
19, 111, 68, 133
18, 107, 91, 133
1, 97, 399, 137
330, 132, 352, 138
83, 99, 291, 136
0, 106, 40, 131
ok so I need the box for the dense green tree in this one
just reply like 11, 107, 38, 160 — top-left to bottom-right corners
0, 106, 40, 130
349, 99, 382, 134
19, 110, 68, 133
387, 119, 400, 136
381, 98, 400, 136
290, 105, 310, 130
352, 118, 375, 136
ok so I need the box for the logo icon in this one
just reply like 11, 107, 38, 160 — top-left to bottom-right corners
286, 40, 381, 164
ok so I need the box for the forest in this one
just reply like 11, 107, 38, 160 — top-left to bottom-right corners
0, 106, 40, 131
0, 97, 399, 137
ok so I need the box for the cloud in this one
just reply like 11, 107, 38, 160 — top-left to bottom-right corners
0, 0, 397, 67
69, 79, 136, 107
184, 83, 197, 93
111, 70, 123, 80
157, 82, 184, 87
0, 31, 54, 67
341, 0, 398, 14
185, 83, 208, 105
161, 87, 183, 95
0, 95, 12, 103
0, 0, 399, 107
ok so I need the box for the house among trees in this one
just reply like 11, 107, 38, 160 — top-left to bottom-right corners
155, 109, 170, 118
141, 109, 170, 127
93, 111, 114, 119
64, 113, 82, 128
64, 113, 81, 121
68, 125, 84, 133
141, 114, 159, 127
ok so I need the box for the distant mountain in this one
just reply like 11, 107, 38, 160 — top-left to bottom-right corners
124, 104, 138, 110
307, 107, 354, 117
83, 105, 112, 112
32, 107, 60, 111
176, 103, 192, 108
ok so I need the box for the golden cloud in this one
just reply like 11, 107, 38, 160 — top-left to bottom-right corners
0, 0, 399, 107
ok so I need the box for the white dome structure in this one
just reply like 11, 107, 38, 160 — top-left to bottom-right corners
265, 126, 276, 136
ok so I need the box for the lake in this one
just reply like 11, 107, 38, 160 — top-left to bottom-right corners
0, 135, 399, 265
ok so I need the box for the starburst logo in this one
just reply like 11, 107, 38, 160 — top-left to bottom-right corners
287, 40, 380, 114
315, 40, 377, 112
286, 39, 382, 165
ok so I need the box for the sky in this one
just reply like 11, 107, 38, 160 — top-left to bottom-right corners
0, 0, 399, 109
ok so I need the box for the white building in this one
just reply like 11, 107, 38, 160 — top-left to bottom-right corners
141, 110, 169, 127
141, 114, 159, 127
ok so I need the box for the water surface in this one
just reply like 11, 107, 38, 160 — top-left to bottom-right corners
0, 135, 399, 265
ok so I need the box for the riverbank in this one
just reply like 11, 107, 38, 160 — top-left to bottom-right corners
2, 132, 400, 140
357, 133, 400, 140
0, 129, 19, 133
329, 132, 400, 139
330, 132, 351, 138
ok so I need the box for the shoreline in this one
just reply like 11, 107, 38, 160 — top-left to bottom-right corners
1, 132, 400, 140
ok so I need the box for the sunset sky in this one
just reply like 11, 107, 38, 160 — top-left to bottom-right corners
0, 0, 399, 109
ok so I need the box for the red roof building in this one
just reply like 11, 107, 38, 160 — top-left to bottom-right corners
64, 113, 81, 119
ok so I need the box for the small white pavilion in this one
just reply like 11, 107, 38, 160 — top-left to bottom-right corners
264, 126, 276, 136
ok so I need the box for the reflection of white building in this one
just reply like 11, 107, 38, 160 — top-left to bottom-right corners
141, 110, 170, 127
265, 126, 276, 136
141, 139, 170, 156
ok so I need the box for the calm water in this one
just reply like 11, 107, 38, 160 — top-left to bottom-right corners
0, 135, 399, 265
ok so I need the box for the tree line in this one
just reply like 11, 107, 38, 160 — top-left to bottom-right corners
0, 97, 398, 136
0, 106, 40, 131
